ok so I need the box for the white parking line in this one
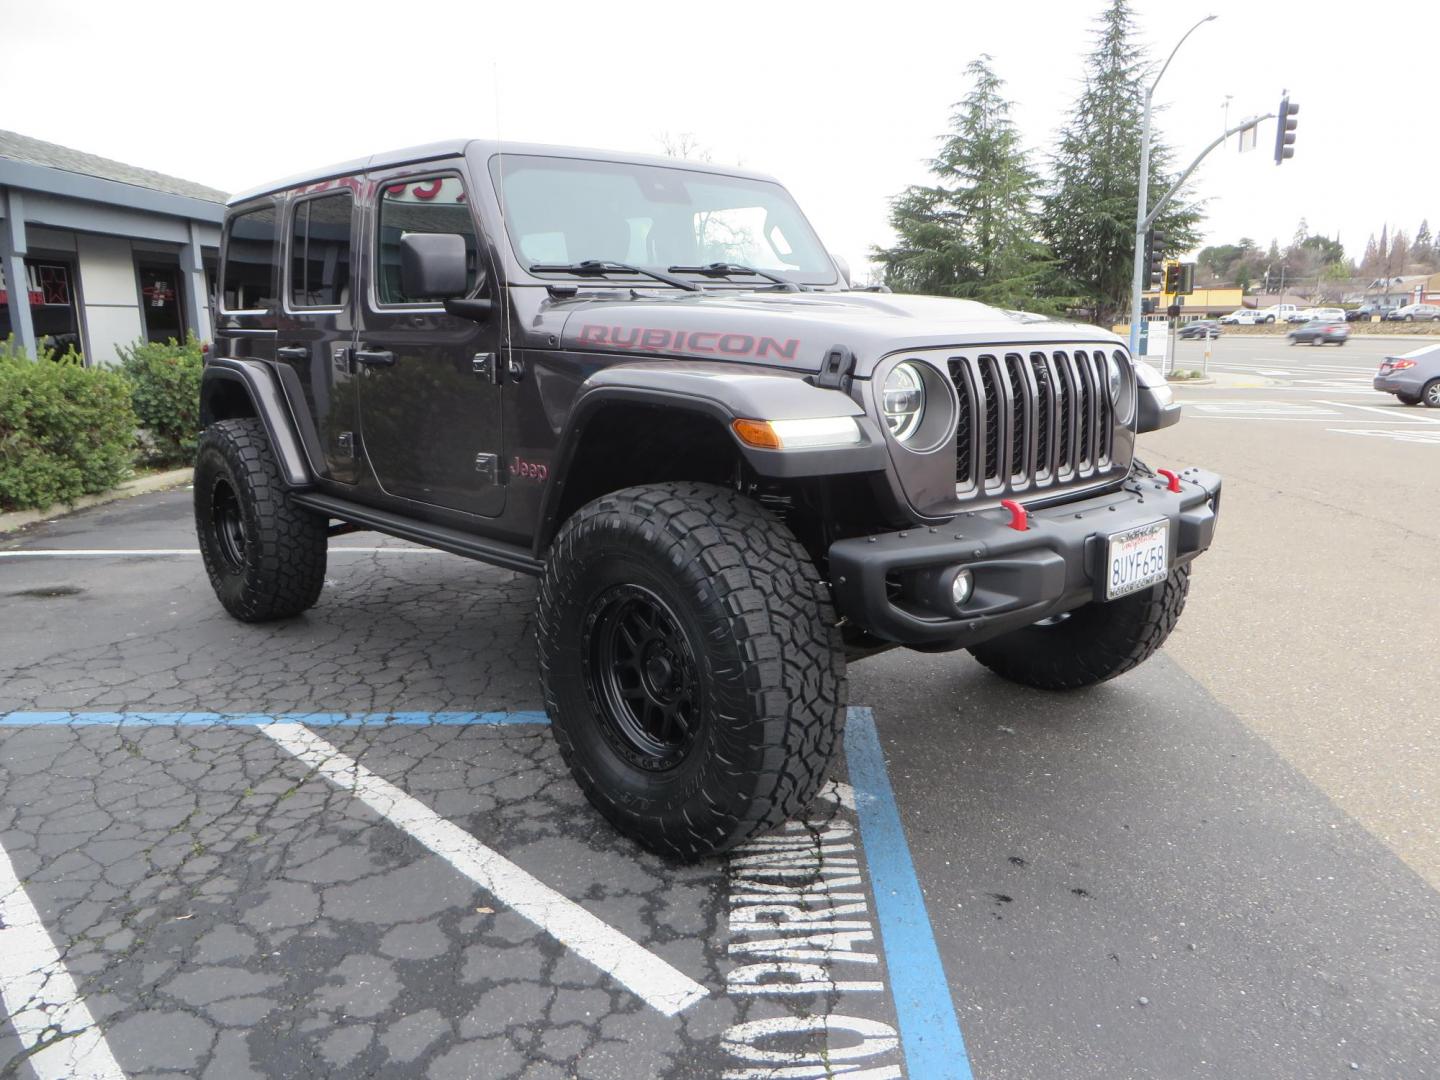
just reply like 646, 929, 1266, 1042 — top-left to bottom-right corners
1322, 400, 1440, 423
0, 839, 126, 1080
1329, 428, 1440, 444
258, 723, 707, 1017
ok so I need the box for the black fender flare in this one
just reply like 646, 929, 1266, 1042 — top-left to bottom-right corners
200, 358, 313, 488
534, 362, 890, 550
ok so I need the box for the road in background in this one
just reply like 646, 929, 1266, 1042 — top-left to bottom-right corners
1146, 332, 1440, 890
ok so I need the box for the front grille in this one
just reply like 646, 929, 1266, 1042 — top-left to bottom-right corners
945, 345, 1122, 496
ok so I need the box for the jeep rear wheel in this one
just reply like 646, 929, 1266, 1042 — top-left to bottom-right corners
194, 418, 327, 622
537, 482, 846, 860
968, 567, 1190, 691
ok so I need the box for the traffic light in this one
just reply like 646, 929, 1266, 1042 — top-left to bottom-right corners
1144, 228, 1166, 290
1177, 262, 1195, 295
1274, 96, 1299, 164
1163, 261, 1182, 295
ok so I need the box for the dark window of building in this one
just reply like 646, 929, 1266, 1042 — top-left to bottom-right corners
0, 259, 81, 358
290, 192, 353, 308
376, 176, 479, 305
138, 263, 185, 343
222, 204, 277, 312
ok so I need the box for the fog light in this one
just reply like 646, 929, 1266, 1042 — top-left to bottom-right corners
950, 568, 974, 608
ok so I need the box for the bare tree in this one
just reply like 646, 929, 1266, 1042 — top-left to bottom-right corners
656, 132, 714, 163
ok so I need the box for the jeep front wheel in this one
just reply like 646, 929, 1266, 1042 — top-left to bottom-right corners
968, 567, 1190, 690
536, 482, 846, 860
194, 418, 327, 622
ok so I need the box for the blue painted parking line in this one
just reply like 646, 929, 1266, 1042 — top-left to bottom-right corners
1, 706, 970, 1077
847, 706, 973, 1079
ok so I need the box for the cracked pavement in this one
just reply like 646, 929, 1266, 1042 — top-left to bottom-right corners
3, 487, 1439, 1079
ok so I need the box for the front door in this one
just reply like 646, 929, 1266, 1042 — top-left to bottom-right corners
356, 167, 505, 517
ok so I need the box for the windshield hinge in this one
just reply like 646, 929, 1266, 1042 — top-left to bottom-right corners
812, 344, 856, 392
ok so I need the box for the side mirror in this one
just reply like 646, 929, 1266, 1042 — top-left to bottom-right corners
399, 232, 468, 299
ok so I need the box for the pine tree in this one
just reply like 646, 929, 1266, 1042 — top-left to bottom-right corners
1389, 230, 1409, 273
1411, 220, 1432, 263
1361, 234, 1379, 276
873, 56, 1051, 309
1041, 0, 1203, 324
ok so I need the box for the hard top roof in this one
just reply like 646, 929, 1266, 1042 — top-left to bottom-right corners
226, 139, 780, 207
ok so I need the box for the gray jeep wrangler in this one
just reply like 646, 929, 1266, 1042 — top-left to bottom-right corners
196, 140, 1218, 858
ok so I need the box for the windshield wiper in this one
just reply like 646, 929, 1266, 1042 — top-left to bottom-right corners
667, 262, 802, 292
529, 260, 700, 292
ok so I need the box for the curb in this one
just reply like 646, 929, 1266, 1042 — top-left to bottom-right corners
1167, 377, 1216, 386
0, 467, 193, 536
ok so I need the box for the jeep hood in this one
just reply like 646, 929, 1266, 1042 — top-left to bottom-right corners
548, 290, 1124, 376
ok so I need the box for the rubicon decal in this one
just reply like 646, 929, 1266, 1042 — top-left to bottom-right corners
578, 324, 800, 361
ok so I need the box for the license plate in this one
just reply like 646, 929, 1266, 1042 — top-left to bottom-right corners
1105, 521, 1170, 600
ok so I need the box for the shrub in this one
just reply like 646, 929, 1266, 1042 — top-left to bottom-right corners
118, 334, 204, 465
0, 338, 137, 512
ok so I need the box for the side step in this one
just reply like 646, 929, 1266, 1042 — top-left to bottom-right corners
293, 493, 544, 576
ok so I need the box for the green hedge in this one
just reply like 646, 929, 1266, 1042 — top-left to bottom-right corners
118, 334, 204, 466
0, 338, 137, 512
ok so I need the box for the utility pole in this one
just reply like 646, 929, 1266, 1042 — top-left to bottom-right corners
1129, 15, 1217, 355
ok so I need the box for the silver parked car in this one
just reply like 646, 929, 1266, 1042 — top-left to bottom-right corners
1373, 343, 1440, 407
1384, 303, 1440, 322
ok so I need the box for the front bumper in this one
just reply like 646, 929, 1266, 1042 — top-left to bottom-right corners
829, 468, 1221, 647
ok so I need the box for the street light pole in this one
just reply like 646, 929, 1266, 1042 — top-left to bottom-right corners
1128, 14, 1218, 355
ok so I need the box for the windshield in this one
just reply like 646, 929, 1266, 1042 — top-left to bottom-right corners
488, 155, 837, 286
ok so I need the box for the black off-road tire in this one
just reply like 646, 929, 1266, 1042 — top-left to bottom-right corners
194, 418, 327, 622
968, 566, 1191, 691
536, 482, 847, 860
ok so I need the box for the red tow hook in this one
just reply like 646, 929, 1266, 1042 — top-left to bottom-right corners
999, 498, 1028, 531
1157, 469, 1182, 493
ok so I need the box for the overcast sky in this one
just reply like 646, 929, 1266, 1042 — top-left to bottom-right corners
2, 0, 1434, 278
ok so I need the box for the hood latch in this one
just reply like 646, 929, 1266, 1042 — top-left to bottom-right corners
811, 344, 857, 393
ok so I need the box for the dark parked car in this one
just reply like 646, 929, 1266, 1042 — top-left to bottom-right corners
195, 139, 1220, 858
1288, 320, 1349, 345
1373, 342, 1440, 407
1179, 320, 1221, 339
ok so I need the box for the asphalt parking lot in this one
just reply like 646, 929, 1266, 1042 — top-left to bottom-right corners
2, 342, 1438, 1080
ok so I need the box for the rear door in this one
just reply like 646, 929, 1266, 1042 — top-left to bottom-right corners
355, 165, 505, 517
276, 186, 360, 483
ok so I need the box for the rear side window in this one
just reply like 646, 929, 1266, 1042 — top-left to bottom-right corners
375, 176, 480, 305
221, 205, 277, 312
290, 193, 354, 308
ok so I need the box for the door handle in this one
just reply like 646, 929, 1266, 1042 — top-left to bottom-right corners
276, 345, 309, 360
353, 349, 396, 367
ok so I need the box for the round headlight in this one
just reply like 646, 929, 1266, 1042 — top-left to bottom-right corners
1107, 354, 1124, 403
882, 362, 925, 441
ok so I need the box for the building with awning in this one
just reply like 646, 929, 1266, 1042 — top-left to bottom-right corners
0, 129, 225, 364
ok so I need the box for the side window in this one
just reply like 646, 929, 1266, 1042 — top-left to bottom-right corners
376, 176, 480, 305
221, 205, 277, 312
289, 192, 354, 308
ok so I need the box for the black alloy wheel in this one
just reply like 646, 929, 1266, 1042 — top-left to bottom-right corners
209, 477, 247, 574
582, 584, 699, 771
